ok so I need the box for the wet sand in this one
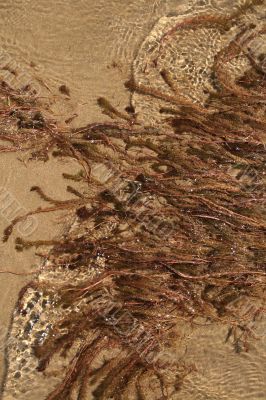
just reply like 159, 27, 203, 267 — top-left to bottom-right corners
0, 155, 83, 384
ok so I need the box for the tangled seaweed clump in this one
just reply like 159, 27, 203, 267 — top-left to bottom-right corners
1, 4, 266, 400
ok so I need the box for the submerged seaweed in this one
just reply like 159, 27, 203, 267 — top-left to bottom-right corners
1, 2, 266, 400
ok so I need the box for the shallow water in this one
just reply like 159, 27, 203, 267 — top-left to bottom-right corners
0, 1, 265, 399
0, 0, 184, 128
0, 0, 178, 389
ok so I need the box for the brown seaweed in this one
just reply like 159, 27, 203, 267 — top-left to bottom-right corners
1, 9, 266, 400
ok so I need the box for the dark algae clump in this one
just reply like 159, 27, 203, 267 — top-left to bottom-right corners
1, 2, 266, 400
